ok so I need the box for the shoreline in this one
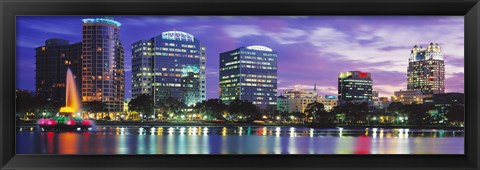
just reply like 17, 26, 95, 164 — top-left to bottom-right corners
16, 120, 465, 130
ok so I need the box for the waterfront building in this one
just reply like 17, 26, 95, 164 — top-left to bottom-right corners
282, 88, 317, 99
338, 71, 373, 105
423, 93, 464, 123
131, 31, 206, 106
277, 96, 289, 112
277, 90, 337, 114
219, 45, 278, 113
35, 38, 82, 103
378, 97, 390, 109
407, 43, 445, 94
81, 17, 125, 113
372, 90, 380, 107
316, 95, 338, 112
123, 98, 130, 112
391, 90, 432, 105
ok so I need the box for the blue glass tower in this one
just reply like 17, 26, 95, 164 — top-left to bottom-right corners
132, 31, 206, 106
81, 17, 125, 113
219, 45, 278, 113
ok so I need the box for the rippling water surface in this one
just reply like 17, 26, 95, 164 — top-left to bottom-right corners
16, 126, 464, 154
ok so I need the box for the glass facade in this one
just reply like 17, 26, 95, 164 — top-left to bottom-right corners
219, 45, 278, 113
407, 43, 445, 94
131, 31, 206, 106
35, 39, 82, 104
81, 17, 125, 113
338, 71, 373, 105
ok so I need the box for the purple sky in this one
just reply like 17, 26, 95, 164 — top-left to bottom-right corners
16, 16, 464, 99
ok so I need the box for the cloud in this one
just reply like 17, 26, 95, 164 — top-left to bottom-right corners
223, 25, 262, 38
124, 66, 132, 72
122, 16, 184, 27
28, 25, 77, 36
206, 71, 218, 75
265, 28, 306, 44
308, 27, 349, 48
445, 72, 464, 93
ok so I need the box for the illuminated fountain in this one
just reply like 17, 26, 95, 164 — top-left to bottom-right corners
59, 68, 81, 116
39, 68, 93, 131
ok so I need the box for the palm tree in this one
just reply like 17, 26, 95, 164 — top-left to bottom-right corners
305, 101, 325, 123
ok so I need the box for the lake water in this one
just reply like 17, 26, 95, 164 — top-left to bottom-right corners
16, 126, 464, 154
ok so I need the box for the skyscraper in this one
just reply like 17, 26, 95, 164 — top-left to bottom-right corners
407, 43, 445, 94
219, 45, 277, 113
81, 17, 125, 113
338, 71, 373, 105
131, 31, 206, 106
35, 38, 82, 104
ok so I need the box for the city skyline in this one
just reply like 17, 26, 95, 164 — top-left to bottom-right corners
16, 16, 464, 99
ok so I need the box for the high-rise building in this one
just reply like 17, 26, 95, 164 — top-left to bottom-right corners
131, 31, 206, 106
220, 45, 278, 113
81, 17, 125, 113
35, 38, 82, 103
338, 71, 373, 105
408, 43, 445, 94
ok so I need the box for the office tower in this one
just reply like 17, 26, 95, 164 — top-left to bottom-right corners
338, 71, 373, 105
81, 17, 125, 113
408, 43, 445, 94
35, 38, 82, 103
220, 45, 278, 113
131, 30, 206, 106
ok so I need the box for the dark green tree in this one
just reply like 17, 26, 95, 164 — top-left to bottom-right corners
333, 102, 369, 124
305, 101, 326, 123
16, 90, 36, 115
129, 94, 154, 118
227, 99, 260, 121
163, 97, 187, 117
83, 101, 107, 113
405, 103, 428, 125
446, 104, 465, 124
195, 99, 227, 120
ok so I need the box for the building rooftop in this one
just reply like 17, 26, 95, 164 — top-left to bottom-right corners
81, 17, 121, 27
245, 45, 273, 52
161, 31, 195, 42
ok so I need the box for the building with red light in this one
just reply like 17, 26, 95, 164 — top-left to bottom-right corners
338, 71, 373, 105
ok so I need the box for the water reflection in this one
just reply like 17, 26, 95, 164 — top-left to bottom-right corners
16, 126, 464, 154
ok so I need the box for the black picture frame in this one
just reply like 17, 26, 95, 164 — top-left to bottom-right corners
1, 0, 479, 169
